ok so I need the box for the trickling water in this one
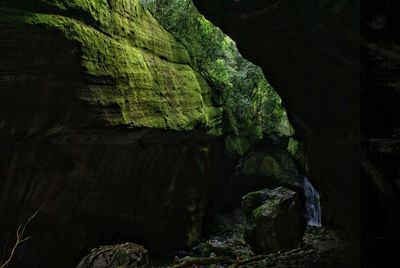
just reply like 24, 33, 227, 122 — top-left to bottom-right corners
303, 176, 322, 227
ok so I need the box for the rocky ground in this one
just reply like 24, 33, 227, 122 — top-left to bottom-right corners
77, 204, 359, 268
152, 209, 359, 268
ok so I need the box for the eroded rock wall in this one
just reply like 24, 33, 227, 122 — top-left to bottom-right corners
0, 1, 228, 267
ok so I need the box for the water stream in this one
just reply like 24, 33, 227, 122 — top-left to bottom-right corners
303, 176, 322, 227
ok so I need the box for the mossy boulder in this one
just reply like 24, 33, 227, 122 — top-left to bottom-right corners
77, 243, 150, 268
242, 187, 306, 254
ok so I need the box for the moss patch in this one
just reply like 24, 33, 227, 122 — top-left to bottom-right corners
0, 0, 221, 132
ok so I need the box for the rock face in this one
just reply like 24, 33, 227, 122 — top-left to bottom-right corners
0, 1, 230, 267
212, 137, 304, 212
0, 0, 221, 134
193, 0, 360, 234
242, 187, 306, 254
77, 243, 150, 268
361, 1, 400, 266
239, 138, 302, 189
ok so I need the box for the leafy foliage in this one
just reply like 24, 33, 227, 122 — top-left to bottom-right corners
140, 0, 293, 149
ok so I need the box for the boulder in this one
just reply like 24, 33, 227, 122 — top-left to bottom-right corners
77, 243, 150, 268
242, 187, 306, 254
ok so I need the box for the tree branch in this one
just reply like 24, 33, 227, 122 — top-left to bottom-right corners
0, 208, 42, 268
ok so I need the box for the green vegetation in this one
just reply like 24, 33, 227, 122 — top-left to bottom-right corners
0, 0, 222, 133
287, 138, 300, 158
1, 0, 292, 147
140, 0, 293, 153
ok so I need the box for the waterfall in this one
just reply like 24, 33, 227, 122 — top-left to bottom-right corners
303, 176, 322, 227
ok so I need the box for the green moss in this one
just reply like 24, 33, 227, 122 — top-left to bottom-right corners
259, 156, 282, 178
242, 154, 283, 179
287, 137, 300, 158
253, 205, 266, 218
140, 0, 293, 150
253, 199, 280, 218
0, 0, 222, 133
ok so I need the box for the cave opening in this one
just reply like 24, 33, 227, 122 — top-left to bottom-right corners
139, 0, 325, 225
0, 0, 361, 267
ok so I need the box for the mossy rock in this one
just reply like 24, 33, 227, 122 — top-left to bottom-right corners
0, 0, 222, 134
242, 187, 307, 254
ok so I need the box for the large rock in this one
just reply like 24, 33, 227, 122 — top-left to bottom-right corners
242, 187, 306, 254
0, 1, 228, 267
77, 243, 150, 268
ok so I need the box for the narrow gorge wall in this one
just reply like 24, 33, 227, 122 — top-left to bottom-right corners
0, 1, 231, 267
0, 0, 222, 134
